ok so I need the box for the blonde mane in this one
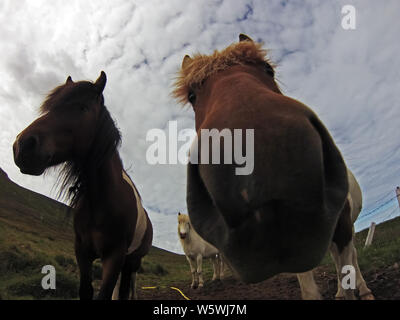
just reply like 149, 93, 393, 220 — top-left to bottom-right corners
178, 212, 190, 224
173, 40, 275, 105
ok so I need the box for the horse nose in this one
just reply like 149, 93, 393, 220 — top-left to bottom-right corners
14, 134, 39, 162
179, 232, 186, 239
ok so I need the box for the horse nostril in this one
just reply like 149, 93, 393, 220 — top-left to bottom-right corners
20, 135, 39, 154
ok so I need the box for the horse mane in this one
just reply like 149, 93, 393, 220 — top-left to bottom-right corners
178, 213, 190, 224
56, 104, 121, 209
39, 81, 96, 115
172, 40, 276, 105
37, 79, 121, 208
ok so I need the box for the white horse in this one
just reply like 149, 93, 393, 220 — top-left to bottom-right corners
297, 169, 374, 300
178, 212, 224, 288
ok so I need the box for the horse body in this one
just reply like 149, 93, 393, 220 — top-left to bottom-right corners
13, 72, 152, 300
178, 213, 224, 288
174, 34, 373, 299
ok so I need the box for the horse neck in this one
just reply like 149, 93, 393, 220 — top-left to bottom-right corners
86, 151, 122, 204
68, 104, 121, 209
183, 225, 198, 245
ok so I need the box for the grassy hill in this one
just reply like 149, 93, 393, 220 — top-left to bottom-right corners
0, 167, 399, 300
0, 168, 210, 300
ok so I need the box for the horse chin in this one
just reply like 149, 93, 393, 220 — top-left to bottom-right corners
15, 152, 53, 176
20, 166, 46, 176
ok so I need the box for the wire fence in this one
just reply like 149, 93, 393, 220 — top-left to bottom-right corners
356, 187, 400, 229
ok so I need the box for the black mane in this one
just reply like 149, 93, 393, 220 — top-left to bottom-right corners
57, 105, 121, 209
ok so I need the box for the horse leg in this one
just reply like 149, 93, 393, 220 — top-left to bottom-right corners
352, 242, 374, 300
112, 273, 121, 300
219, 254, 225, 279
329, 242, 344, 299
211, 255, 219, 281
114, 257, 133, 300
296, 270, 322, 300
186, 256, 198, 289
97, 247, 126, 300
128, 255, 142, 300
130, 272, 138, 300
75, 242, 94, 300
196, 254, 204, 288
330, 196, 357, 299
113, 254, 137, 300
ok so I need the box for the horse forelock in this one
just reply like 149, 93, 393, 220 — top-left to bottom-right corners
172, 41, 275, 105
178, 213, 190, 224
39, 81, 99, 115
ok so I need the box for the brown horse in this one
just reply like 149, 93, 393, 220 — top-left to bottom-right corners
13, 71, 153, 300
173, 34, 373, 299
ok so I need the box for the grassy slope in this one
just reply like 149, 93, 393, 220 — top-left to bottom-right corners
319, 216, 400, 274
0, 167, 399, 299
0, 168, 205, 299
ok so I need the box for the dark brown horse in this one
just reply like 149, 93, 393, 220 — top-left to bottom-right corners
173, 34, 373, 299
13, 71, 153, 300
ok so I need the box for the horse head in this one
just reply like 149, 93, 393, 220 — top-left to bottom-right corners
13, 71, 108, 176
178, 212, 191, 240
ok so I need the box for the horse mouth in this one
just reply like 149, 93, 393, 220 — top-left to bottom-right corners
179, 234, 187, 239
16, 154, 52, 176
19, 166, 46, 176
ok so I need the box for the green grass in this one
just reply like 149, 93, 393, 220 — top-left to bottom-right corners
319, 217, 400, 273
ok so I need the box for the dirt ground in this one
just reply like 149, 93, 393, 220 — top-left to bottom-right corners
137, 263, 400, 300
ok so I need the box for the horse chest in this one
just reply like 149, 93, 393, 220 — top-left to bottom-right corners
182, 240, 203, 257
74, 210, 126, 255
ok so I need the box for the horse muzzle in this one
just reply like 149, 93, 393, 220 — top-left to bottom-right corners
13, 134, 51, 176
179, 232, 187, 239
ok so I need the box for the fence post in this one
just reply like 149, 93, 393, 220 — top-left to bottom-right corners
364, 222, 376, 247
396, 187, 400, 208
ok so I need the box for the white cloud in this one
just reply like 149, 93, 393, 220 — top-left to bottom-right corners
1, 0, 399, 252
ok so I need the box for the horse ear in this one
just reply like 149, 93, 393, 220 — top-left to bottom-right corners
66, 76, 73, 85
181, 55, 192, 69
94, 71, 107, 93
239, 33, 253, 42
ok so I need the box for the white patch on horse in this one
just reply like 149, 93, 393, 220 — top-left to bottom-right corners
122, 170, 147, 255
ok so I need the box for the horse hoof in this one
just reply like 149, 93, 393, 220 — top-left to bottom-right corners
360, 293, 375, 300
191, 283, 198, 289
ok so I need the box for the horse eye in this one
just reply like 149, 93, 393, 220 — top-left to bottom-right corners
188, 91, 196, 105
264, 63, 274, 77
79, 104, 88, 112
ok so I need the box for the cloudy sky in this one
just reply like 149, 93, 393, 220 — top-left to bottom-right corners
0, 0, 399, 253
